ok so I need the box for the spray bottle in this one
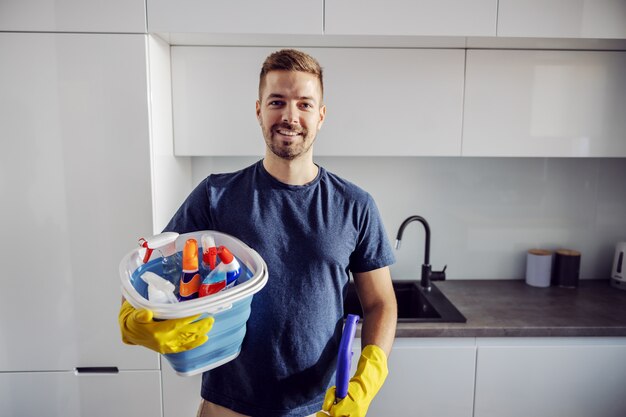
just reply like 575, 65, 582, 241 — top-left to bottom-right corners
198, 246, 241, 297
177, 239, 201, 301
138, 232, 180, 291
140, 271, 179, 304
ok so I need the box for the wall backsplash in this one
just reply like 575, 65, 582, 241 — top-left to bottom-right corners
189, 156, 626, 281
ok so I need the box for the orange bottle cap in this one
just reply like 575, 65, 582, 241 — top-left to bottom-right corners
182, 239, 199, 271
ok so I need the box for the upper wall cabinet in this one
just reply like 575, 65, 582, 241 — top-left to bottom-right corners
0, 0, 145, 32
171, 47, 464, 156
325, 0, 497, 36
147, 0, 323, 34
171, 47, 272, 156
463, 49, 626, 157
498, 0, 626, 39
314, 48, 464, 156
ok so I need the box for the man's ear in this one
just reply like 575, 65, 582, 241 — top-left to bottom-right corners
256, 100, 262, 125
317, 104, 327, 130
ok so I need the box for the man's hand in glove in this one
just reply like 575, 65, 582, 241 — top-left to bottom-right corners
317, 344, 389, 417
119, 300, 214, 354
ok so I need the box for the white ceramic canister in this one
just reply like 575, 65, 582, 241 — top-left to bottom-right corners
525, 249, 553, 288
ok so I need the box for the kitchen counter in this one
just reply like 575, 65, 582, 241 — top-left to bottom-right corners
393, 279, 626, 337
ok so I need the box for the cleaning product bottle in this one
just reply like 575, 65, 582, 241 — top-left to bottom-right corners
198, 265, 227, 297
177, 239, 201, 301
198, 246, 241, 297
201, 234, 218, 274
138, 232, 180, 290
219, 246, 241, 289
141, 271, 179, 304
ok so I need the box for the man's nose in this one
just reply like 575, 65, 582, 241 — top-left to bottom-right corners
282, 103, 300, 124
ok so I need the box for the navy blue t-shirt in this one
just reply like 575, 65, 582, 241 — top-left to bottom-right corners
164, 161, 395, 417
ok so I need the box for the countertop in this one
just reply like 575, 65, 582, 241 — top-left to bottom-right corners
393, 279, 626, 338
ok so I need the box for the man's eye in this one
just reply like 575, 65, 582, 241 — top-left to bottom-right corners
300, 103, 313, 109
269, 101, 284, 107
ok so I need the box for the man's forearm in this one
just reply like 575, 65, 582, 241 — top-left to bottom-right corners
360, 299, 396, 356
352, 266, 397, 356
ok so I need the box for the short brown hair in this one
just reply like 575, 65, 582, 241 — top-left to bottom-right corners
259, 49, 324, 100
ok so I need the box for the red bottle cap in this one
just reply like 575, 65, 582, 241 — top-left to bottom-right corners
203, 247, 218, 270
217, 246, 234, 264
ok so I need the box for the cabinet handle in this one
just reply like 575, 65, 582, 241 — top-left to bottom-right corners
74, 367, 119, 374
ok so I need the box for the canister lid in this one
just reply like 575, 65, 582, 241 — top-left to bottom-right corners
556, 249, 581, 257
528, 249, 552, 256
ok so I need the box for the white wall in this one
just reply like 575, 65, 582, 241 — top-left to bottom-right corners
188, 156, 626, 280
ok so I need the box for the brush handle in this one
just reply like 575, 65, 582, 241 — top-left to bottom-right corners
336, 314, 359, 400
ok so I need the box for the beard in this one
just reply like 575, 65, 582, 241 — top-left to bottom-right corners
263, 122, 315, 161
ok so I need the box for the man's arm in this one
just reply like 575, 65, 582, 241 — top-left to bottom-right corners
352, 266, 397, 356
316, 266, 396, 416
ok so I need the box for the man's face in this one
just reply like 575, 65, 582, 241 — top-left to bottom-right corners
256, 70, 326, 161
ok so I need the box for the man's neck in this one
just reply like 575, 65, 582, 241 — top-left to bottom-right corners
262, 153, 319, 186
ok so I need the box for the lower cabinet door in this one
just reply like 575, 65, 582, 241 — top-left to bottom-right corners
161, 358, 203, 417
0, 370, 162, 417
474, 337, 626, 417
357, 338, 477, 417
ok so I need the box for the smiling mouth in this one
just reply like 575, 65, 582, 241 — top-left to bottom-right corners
276, 129, 302, 137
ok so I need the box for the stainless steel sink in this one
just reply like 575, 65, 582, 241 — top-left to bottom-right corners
344, 280, 466, 323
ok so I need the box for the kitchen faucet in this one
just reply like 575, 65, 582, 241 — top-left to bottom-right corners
395, 215, 446, 291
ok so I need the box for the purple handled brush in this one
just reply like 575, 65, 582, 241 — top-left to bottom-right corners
336, 314, 359, 401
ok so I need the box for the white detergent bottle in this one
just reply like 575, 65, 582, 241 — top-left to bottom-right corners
141, 272, 179, 304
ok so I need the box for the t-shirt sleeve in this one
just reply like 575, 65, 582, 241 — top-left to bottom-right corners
162, 178, 214, 234
348, 194, 396, 273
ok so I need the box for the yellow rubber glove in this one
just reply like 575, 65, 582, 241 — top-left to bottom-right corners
317, 344, 389, 417
118, 301, 214, 354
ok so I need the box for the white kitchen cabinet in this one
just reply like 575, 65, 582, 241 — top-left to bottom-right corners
161, 358, 203, 417
0, 371, 162, 417
498, 0, 626, 39
474, 337, 626, 417
463, 49, 626, 157
325, 0, 497, 36
0, 32, 156, 373
0, 0, 145, 33
314, 48, 465, 157
170, 46, 271, 156
171, 47, 464, 156
147, 0, 323, 34
355, 338, 476, 417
